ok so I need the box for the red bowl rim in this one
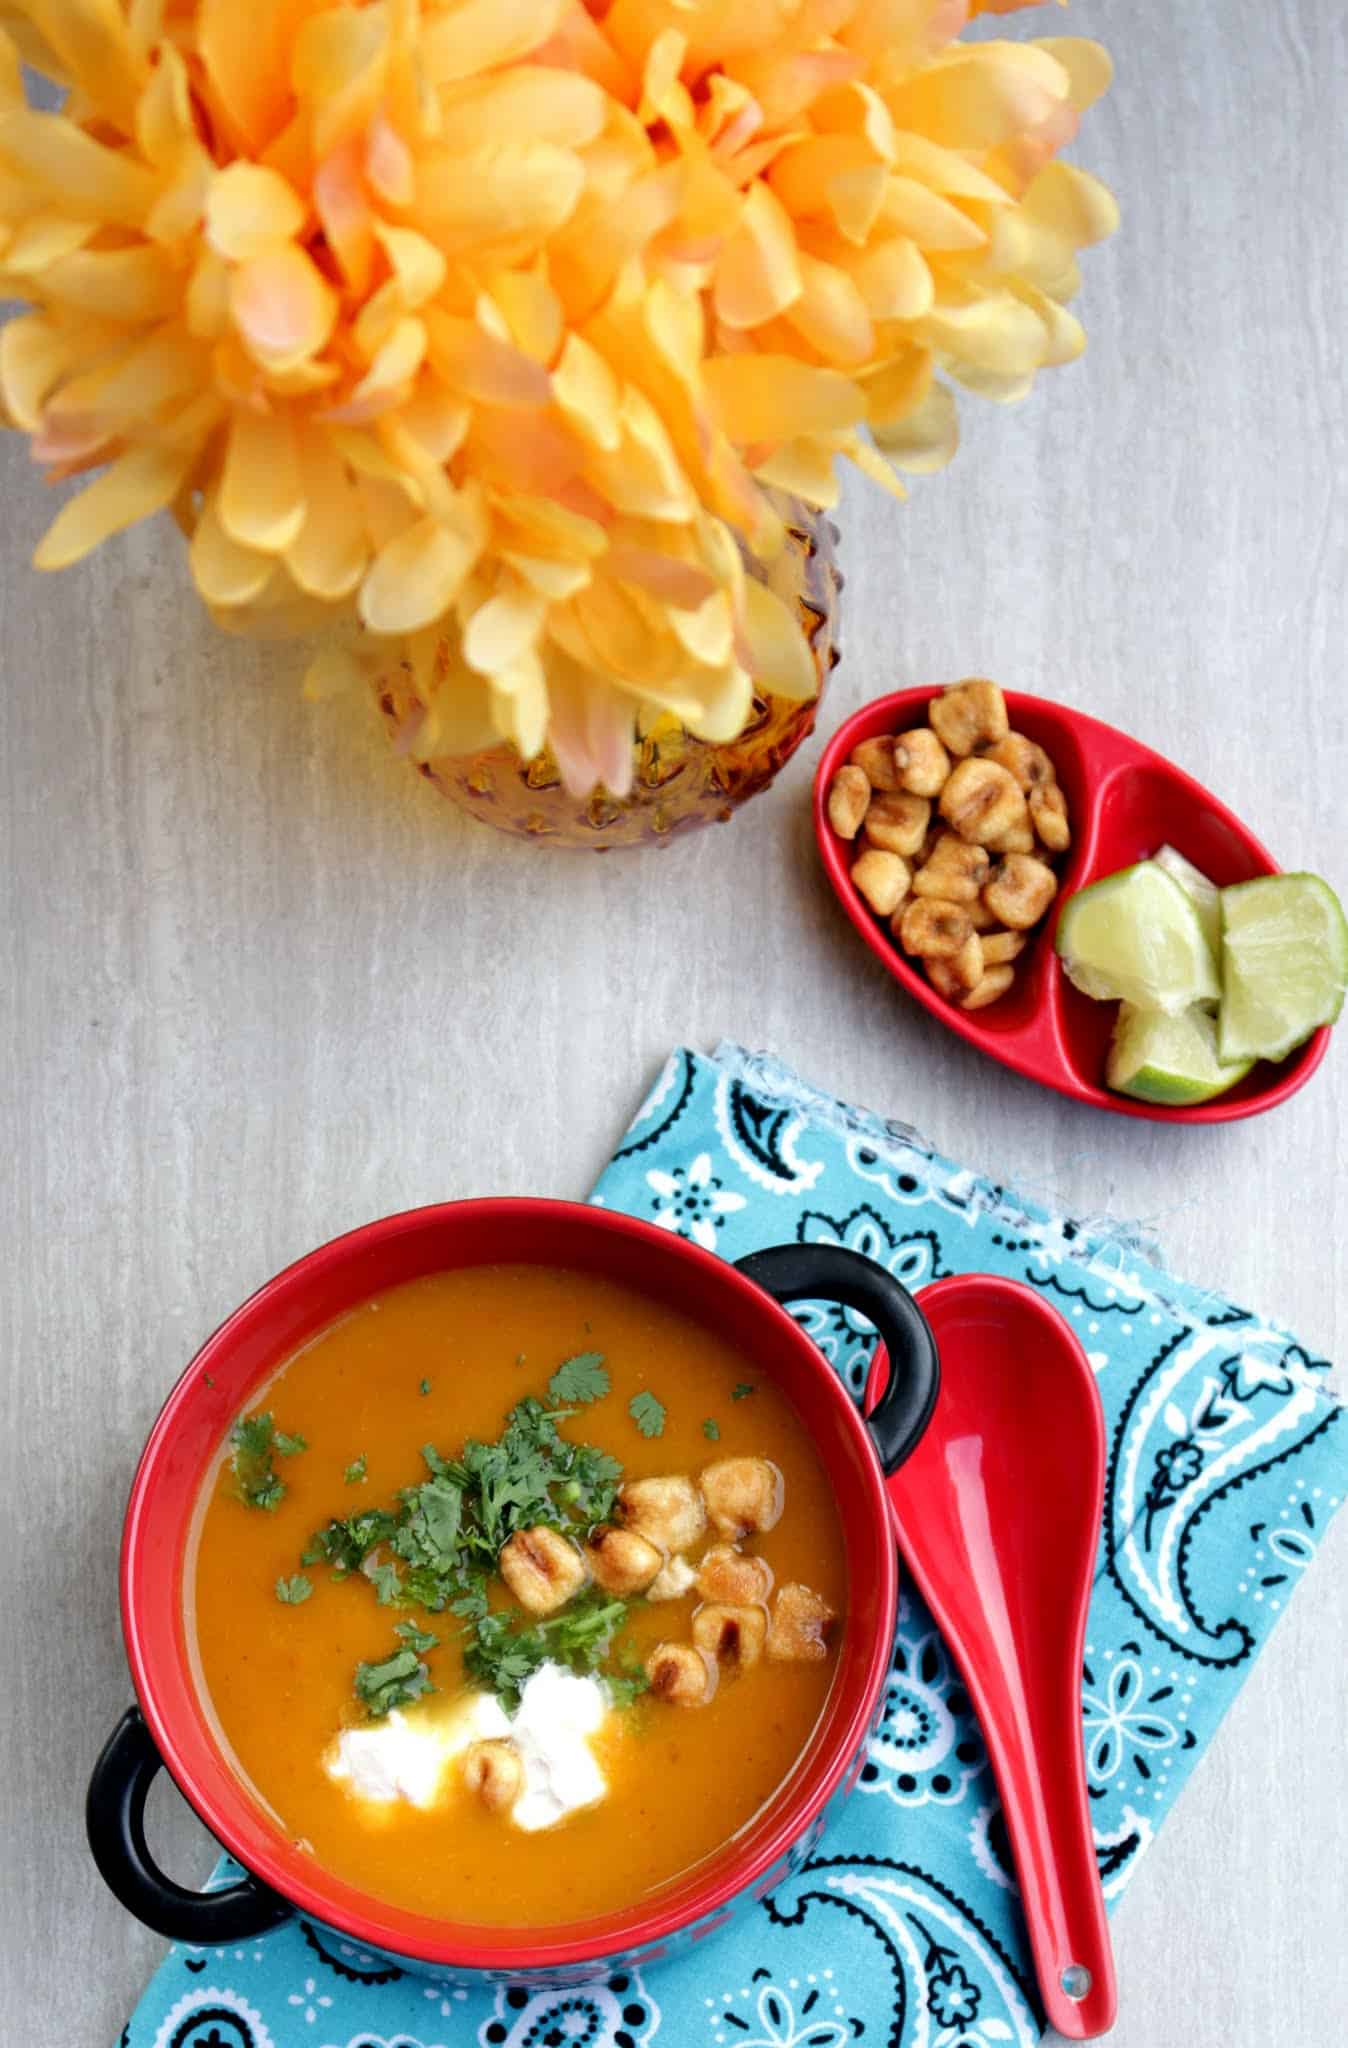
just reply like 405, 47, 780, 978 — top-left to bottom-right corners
813, 687, 1331, 1124
120, 1197, 898, 1971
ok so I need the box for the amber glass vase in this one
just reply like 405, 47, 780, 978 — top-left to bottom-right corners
375, 508, 840, 850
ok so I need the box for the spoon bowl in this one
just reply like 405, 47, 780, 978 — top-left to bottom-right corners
867, 1275, 1117, 2039
815, 688, 1331, 1121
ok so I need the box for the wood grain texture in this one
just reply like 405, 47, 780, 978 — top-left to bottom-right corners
1, 0, 1345, 2039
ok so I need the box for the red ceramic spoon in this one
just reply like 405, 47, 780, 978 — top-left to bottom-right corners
815, 688, 1331, 1122
867, 1276, 1116, 2039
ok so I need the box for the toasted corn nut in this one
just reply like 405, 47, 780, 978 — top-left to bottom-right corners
967, 895, 999, 931
699, 1457, 784, 1540
462, 1739, 523, 1815
982, 929, 1027, 965
924, 956, 963, 1001
648, 1555, 696, 1602
939, 758, 1029, 847
697, 1545, 774, 1606
646, 1641, 717, 1706
766, 1582, 837, 1662
498, 1526, 588, 1616
584, 1524, 663, 1597
892, 726, 951, 796
949, 932, 985, 992
1029, 781, 1071, 852
983, 853, 1059, 930
827, 765, 870, 840
849, 735, 902, 791
985, 818, 1036, 856
692, 1601, 768, 1669
863, 792, 930, 858
982, 732, 1055, 791
962, 965, 1017, 1010
910, 831, 990, 904
928, 679, 1009, 758
898, 897, 974, 959
852, 848, 910, 917
618, 1475, 706, 1554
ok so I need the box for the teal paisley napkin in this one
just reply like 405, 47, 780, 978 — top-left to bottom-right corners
119, 1043, 1345, 2048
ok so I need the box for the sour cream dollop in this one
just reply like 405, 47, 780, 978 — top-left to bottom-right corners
325, 1663, 610, 1831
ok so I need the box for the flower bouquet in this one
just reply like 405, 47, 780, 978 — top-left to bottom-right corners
0, 0, 1115, 842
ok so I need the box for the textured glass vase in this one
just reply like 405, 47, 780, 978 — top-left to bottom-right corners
375, 509, 841, 851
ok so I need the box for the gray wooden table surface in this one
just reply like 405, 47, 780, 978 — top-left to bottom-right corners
2, 2, 1345, 2042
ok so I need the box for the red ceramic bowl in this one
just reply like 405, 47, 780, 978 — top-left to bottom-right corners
815, 688, 1331, 1123
87, 1201, 939, 1979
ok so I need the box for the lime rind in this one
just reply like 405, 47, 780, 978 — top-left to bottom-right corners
1106, 1003, 1253, 1106
1218, 872, 1348, 1063
1056, 861, 1221, 1014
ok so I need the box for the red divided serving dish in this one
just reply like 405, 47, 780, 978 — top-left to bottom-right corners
814, 688, 1331, 1123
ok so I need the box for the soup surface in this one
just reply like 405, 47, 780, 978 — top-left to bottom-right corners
191, 1264, 847, 1927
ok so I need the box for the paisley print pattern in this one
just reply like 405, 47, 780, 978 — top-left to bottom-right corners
121, 1047, 1344, 2048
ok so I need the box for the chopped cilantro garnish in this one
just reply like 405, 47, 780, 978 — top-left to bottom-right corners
230, 1411, 305, 1511
702, 1417, 721, 1441
299, 1367, 643, 1717
731, 1382, 756, 1401
628, 1391, 667, 1439
547, 1353, 610, 1405
393, 1620, 439, 1653
203, 1374, 215, 1389
275, 1573, 312, 1604
419, 1378, 431, 1395
355, 1647, 432, 1717
344, 1454, 367, 1485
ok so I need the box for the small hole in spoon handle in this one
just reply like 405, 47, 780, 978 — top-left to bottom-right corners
1061, 1965, 1093, 2002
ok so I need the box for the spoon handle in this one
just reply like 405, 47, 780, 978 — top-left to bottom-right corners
983, 1668, 1117, 2039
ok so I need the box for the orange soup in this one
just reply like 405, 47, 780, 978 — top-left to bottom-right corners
190, 1264, 847, 1926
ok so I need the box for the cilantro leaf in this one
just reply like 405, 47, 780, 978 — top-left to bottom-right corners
392, 1475, 464, 1571
344, 1454, 367, 1485
548, 1353, 610, 1405
731, 1383, 756, 1400
419, 1378, 431, 1396
465, 1589, 631, 1711
367, 1559, 402, 1606
275, 1574, 312, 1604
628, 1391, 667, 1439
230, 1411, 305, 1511
394, 1619, 439, 1653
702, 1417, 720, 1441
355, 1647, 432, 1717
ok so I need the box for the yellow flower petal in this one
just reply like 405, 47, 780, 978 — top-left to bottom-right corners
359, 501, 487, 635
415, 142, 586, 256
365, 111, 416, 208
134, 35, 193, 168
889, 132, 1015, 206
0, 108, 156, 225
0, 312, 95, 430
46, 327, 205, 438
23, 0, 144, 134
872, 375, 959, 472
714, 181, 802, 329
229, 244, 338, 374
848, 235, 934, 320
206, 163, 305, 261
488, 268, 565, 367
373, 222, 447, 309
190, 491, 274, 606
440, 65, 608, 152
39, 244, 181, 321
292, 8, 389, 161
1036, 37, 1114, 114
284, 426, 369, 599
420, 0, 566, 86
881, 175, 987, 251
0, 215, 96, 275
585, 385, 696, 521
739, 574, 817, 701
703, 354, 865, 444
313, 141, 375, 296
463, 576, 547, 676
753, 436, 841, 508
828, 163, 889, 245
33, 440, 193, 569
219, 405, 305, 553
424, 308, 552, 407
886, 43, 1069, 152
921, 291, 1050, 374
501, 549, 593, 601
783, 253, 874, 367
1021, 161, 1120, 251
552, 332, 622, 451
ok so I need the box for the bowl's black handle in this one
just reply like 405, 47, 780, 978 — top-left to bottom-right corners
87, 1708, 291, 1943
735, 1243, 939, 1475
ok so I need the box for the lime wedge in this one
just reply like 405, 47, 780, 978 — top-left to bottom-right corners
1154, 844, 1222, 960
1107, 1003, 1253, 1105
1056, 862, 1221, 1013
1218, 873, 1348, 1062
